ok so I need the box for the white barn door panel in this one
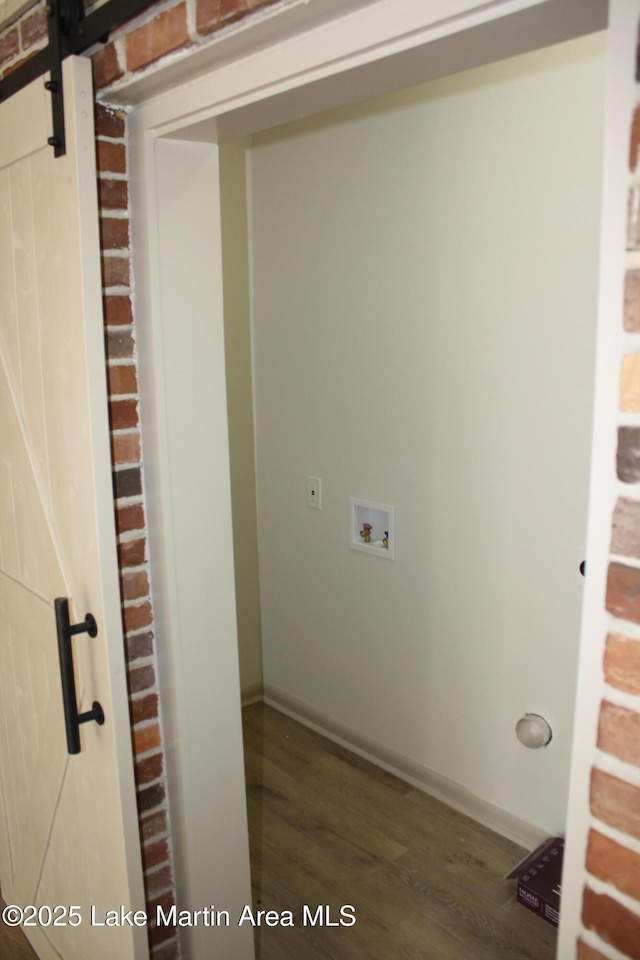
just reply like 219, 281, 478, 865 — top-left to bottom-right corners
0, 57, 147, 960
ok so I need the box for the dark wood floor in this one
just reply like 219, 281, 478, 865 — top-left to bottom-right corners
243, 703, 557, 960
0, 896, 39, 960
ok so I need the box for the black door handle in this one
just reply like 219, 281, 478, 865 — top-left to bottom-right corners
54, 597, 105, 755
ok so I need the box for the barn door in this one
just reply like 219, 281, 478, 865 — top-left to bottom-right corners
0, 57, 147, 960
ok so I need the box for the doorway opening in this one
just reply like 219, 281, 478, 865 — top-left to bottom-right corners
217, 31, 606, 957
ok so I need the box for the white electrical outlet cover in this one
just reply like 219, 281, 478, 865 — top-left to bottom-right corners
307, 476, 321, 509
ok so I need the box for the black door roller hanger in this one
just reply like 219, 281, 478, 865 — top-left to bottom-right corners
0, 0, 158, 157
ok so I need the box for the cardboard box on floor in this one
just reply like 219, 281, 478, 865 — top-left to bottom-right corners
505, 837, 564, 927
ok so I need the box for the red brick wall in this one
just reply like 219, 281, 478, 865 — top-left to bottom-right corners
0, 2, 281, 958
578, 22, 640, 960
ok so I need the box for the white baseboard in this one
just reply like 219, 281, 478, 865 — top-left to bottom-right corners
262, 683, 547, 851
241, 680, 263, 707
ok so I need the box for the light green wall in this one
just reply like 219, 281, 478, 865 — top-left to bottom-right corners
219, 138, 263, 699
237, 33, 605, 832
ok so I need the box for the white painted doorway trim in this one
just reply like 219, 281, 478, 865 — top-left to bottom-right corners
558, 3, 638, 956
123, 0, 627, 957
